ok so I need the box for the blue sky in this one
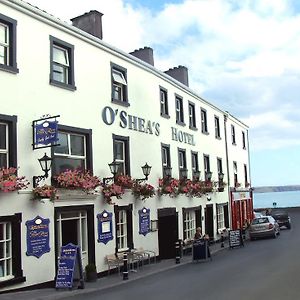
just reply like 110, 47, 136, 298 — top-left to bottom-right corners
25, 0, 300, 187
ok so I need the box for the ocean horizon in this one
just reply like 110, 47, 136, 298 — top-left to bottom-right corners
253, 190, 300, 209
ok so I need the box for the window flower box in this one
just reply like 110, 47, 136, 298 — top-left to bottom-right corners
157, 178, 179, 197
32, 184, 57, 201
131, 181, 155, 200
102, 183, 124, 204
0, 167, 29, 192
115, 175, 134, 189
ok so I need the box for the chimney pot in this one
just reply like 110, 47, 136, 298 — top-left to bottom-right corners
129, 47, 154, 66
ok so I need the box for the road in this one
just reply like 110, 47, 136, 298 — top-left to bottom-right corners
67, 209, 300, 300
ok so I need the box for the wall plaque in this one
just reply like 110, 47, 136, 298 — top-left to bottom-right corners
139, 207, 150, 236
97, 210, 113, 244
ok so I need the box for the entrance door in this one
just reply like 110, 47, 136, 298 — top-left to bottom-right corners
205, 205, 214, 240
56, 210, 89, 268
158, 208, 178, 259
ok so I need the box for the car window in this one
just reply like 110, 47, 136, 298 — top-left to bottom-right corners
252, 217, 269, 225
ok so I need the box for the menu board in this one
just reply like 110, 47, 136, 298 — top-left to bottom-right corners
26, 216, 50, 258
138, 207, 150, 236
97, 210, 113, 244
55, 243, 84, 290
229, 230, 244, 248
192, 239, 210, 261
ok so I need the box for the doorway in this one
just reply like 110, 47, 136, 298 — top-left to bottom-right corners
205, 204, 214, 240
158, 208, 178, 259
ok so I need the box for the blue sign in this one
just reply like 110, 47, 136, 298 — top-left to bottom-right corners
55, 243, 84, 289
35, 120, 58, 145
97, 210, 113, 244
26, 216, 50, 258
139, 207, 150, 236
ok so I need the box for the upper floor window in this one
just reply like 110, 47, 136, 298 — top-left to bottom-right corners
0, 114, 17, 168
178, 148, 187, 179
242, 131, 246, 149
201, 108, 208, 134
113, 134, 130, 175
244, 164, 248, 186
214, 116, 221, 139
203, 154, 211, 181
161, 143, 171, 177
0, 14, 18, 73
111, 63, 128, 106
175, 95, 184, 125
50, 36, 76, 90
231, 125, 236, 145
188, 102, 196, 130
160, 87, 169, 118
52, 125, 92, 176
191, 151, 199, 178
233, 161, 238, 186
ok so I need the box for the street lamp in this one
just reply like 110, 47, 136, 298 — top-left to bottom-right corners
33, 153, 52, 188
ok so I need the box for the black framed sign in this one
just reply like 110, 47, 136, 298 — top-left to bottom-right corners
32, 115, 60, 150
97, 210, 113, 244
138, 207, 150, 236
229, 229, 244, 248
192, 239, 211, 261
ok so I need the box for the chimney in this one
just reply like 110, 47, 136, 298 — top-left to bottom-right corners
164, 65, 189, 87
71, 10, 103, 40
129, 47, 154, 66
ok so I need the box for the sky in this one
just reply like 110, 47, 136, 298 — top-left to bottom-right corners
24, 0, 300, 187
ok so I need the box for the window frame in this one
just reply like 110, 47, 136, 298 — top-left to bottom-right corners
214, 115, 221, 139
216, 204, 225, 231
50, 36, 76, 91
0, 13, 18, 73
203, 154, 211, 181
244, 164, 248, 186
201, 108, 208, 134
191, 151, 199, 177
233, 161, 238, 186
161, 143, 171, 177
111, 62, 129, 106
182, 206, 201, 241
0, 214, 25, 288
178, 147, 187, 179
175, 94, 185, 126
231, 124, 236, 145
242, 131, 246, 149
188, 101, 197, 130
0, 114, 17, 168
51, 125, 93, 177
159, 86, 169, 118
113, 134, 130, 176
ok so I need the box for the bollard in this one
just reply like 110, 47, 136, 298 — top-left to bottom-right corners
221, 232, 224, 248
123, 253, 128, 280
175, 241, 181, 264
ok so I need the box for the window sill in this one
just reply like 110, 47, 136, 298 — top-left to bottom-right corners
50, 79, 76, 91
0, 64, 19, 74
0, 276, 26, 288
160, 113, 170, 119
111, 99, 130, 107
176, 120, 186, 127
189, 126, 198, 131
232, 143, 237, 146
201, 131, 209, 135
215, 136, 221, 140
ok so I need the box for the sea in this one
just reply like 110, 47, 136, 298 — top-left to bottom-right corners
253, 190, 300, 209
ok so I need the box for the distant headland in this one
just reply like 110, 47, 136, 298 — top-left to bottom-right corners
253, 185, 300, 193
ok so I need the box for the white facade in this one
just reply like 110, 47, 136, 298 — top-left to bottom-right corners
0, 0, 251, 292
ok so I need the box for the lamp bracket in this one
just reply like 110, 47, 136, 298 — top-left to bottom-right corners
33, 175, 46, 188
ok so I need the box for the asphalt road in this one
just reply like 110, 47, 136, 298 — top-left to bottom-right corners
67, 209, 300, 300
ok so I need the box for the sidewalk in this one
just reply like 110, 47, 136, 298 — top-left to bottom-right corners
0, 240, 229, 300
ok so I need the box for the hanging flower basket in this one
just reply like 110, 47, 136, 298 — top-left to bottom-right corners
131, 181, 155, 200
114, 175, 134, 189
0, 167, 29, 192
32, 184, 57, 201
102, 183, 124, 204
54, 169, 101, 192
157, 178, 179, 197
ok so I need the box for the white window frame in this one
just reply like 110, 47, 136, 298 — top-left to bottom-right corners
0, 122, 8, 168
114, 140, 126, 175
184, 211, 196, 240
52, 45, 69, 84
162, 147, 169, 167
0, 222, 13, 281
201, 109, 208, 133
112, 69, 127, 102
191, 152, 198, 173
217, 206, 225, 230
0, 23, 9, 65
231, 125, 236, 144
178, 150, 186, 169
117, 210, 128, 251
215, 116, 220, 138
175, 97, 184, 123
160, 88, 168, 115
188, 103, 196, 128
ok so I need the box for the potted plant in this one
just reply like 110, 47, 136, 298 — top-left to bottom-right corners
157, 178, 180, 197
32, 184, 57, 201
131, 181, 155, 200
85, 263, 97, 282
0, 167, 29, 192
102, 183, 124, 204
54, 169, 101, 192
115, 175, 134, 189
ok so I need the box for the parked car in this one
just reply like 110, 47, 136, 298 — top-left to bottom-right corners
254, 211, 264, 218
249, 216, 280, 240
271, 210, 291, 229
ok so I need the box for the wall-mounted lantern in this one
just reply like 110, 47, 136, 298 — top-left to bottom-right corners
103, 160, 120, 185
33, 153, 52, 188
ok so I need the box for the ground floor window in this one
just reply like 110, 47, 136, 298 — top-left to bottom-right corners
0, 213, 25, 288
116, 210, 127, 251
183, 211, 195, 240
217, 205, 225, 230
